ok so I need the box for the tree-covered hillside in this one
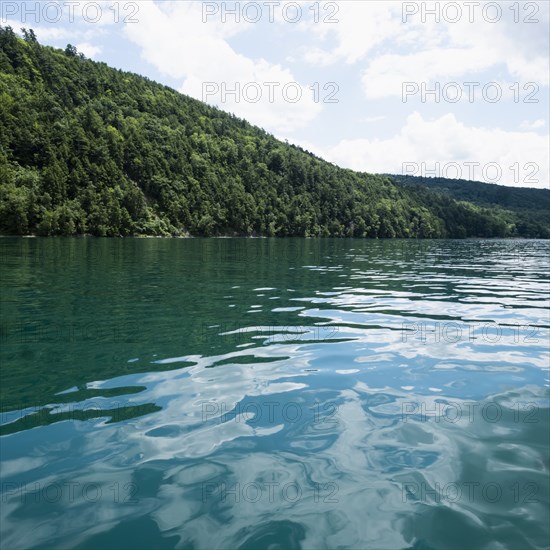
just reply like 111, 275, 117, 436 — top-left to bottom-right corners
0, 27, 547, 238
390, 175, 549, 239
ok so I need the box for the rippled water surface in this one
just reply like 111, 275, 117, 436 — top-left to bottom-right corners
1, 238, 549, 550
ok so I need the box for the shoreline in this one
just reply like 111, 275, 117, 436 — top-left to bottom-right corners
0, 235, 541, 240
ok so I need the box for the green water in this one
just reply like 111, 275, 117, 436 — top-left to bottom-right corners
1, 238, 549, 550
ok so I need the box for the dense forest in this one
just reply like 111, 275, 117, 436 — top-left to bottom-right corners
391, 175, 549, 239
0, 27, 548, 238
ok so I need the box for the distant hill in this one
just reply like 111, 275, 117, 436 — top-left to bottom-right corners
0, 26, 548, 238
389, 175, 549, 238
389, 175, 549, 210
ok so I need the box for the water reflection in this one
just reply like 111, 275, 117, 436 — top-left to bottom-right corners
0, 238, 548, 549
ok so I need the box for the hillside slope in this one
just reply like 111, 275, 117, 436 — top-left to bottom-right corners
0, 26, 547, 238
390, 175, 549, 238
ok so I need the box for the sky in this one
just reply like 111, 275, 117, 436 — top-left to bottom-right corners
2, 0, 549, 188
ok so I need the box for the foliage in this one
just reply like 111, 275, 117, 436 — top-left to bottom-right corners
0, 26, 547, 238
391, 175, 549, 239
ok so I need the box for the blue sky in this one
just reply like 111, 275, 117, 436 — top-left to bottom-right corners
2, 1, 549, 188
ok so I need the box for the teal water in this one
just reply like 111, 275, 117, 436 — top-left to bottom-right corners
0, 238, 549, 550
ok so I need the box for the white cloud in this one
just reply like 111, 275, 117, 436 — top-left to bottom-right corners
123, 0, 321, 133
362, 48, 495, 99
363, 9, 550, 97
311, 112, 549, 188
301, 2, 403, 66
521, 119, 546, 130
5, 14, 106, 44
76, 42, 102, 58
298, 1, 549, 98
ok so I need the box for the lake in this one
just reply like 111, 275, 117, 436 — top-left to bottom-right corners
0, 238, 549, 550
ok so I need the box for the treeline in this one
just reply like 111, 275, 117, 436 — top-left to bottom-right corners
391, 175, 549, 238
0, 26, 546, 238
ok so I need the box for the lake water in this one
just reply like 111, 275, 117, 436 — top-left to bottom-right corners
0, 238, 549, 550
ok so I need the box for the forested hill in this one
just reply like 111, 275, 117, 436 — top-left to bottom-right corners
390, 175, 549, 237
0, 27, 547, 238
390, 174, 549, 211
